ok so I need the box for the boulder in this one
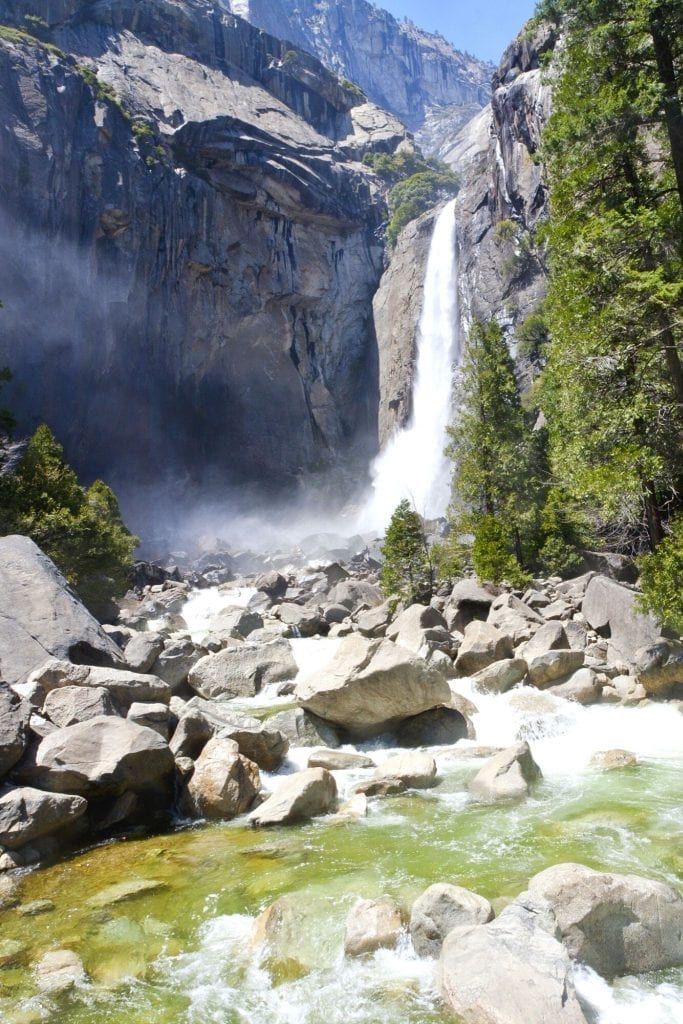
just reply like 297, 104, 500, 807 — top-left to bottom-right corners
386, 603, 448, 653
395, 705, 470, 746
28, 716, 174, 797
249, 767, 337, 827
372, 751, 437, 789
255, 571, 288, 602
276, 603, 326, 637
584, 551, 638, 583
250, 893, 319, 981
410, 883, 494, 957
455, 621, 514, 675
0, 682, 30, 778
267, 707, 341, 749
153, 637, 205, 689
126, 701, 171, 738
472, 657, 527, 694
582, 576, 661, 664
323, 603, 351, 625
590, 749, 638, 769
0, 535, 123, 687
445, 578, 498, 633
344, 896, 402, 957
184, 737, 260, 819
307, 749, 375, 770
123, 631, 165, 673
541, 599, 573, 620
327, 580, 383, 611
188, 638, 298, 700
43, 684, 116, 728
295, 635, 451, 737
440, 894, 588, 1024
355, 776, 406, 796
468, 742, 541, 802
527, 862, 683, 976
355, 602, 392, 638
526, 649, 585, 688
556, 572, 596, 600
518, 621, 569, 660
29, 659, 170, 709
35, 949, 87, 994
205, 606, 264, 639
564, 619, 589, 651
546, 667, 603, 704
0, 787, 87, 849
488, 593, 544, 641
634, 640, 683, 695
172, 698, 289, 769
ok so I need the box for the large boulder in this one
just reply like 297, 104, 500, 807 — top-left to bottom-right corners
276, 603, 326, 638
27, 716, 174, 797
527, 863, 683, 977
518, 621, 569, 661
0, 535, 123, 687
444, 579, 498, 633
344, 896, 402, 957
0, 787, 87, 849
440, 895, 589, 1024
152, 637, 205, 689
355, 602, 392, 638
385, 603, 448, 653
188, 638, 298, 700
171, 698, 288, 769
395, 704, 470, 746
205, 606, 264, 639
581, 575, 662, 664
472, 658, 528, 694
183, 737, 260, 819
487, 593, 544, 642
0, 683, 30, 778
327, 580, 383, 612
295, 635, 451, 737
29, 659, 170, 710
267, 707, 341, 748
249, 767, 337, 827
43, 685, 116, 728
372, 751, 437, 789
526, 649, 585, 688
455, 621, 514, 675
545, 667, 604, 704
634, 640, 683, 695
123, 632, 165, 673
410, 883, 493, 957
468, 742, 541, 802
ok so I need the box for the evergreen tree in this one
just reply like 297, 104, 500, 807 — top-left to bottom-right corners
0, 425, 138, 618
637, 515, 683, 633
535, 0, 683, 549
380, 499, 432, 603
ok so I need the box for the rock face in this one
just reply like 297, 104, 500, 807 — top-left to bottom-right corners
0, 683, 30, 779
440, 895, 589, 1024
295, 634, 451, 737
0, 536, 123, 687
527, 863, 683, 977
0, 0, 402, 518
410, 883, 494, 957
224, 0, 491, 137
249, 767, 337, 826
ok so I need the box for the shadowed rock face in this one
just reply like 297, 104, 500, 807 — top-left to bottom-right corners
0, 0, 407, 518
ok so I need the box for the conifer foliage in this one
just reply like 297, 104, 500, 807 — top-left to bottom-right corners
380, 499, 432, 603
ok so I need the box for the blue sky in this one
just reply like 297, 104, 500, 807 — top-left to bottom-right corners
378, 0, 539, 62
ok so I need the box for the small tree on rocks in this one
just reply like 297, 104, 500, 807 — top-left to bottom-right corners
380, 499, 432, 604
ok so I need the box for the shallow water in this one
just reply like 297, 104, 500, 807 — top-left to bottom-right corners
1, 665, 681, 1023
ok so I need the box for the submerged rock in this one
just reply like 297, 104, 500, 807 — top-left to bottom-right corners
35, 949, 87, 994
344, 896, 402, 957
268, 707, 342, 749
590, 749, 638, 769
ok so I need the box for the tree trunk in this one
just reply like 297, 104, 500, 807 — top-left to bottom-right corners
650, 5, 683, 214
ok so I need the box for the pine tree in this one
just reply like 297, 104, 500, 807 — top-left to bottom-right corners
380, 499, 432, 603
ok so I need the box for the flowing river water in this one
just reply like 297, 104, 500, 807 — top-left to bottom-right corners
1, 611, 682, 1024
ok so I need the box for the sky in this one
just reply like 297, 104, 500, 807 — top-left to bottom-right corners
377, 0, 539, 63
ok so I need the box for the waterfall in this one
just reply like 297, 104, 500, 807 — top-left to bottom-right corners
360, 198, 460, 531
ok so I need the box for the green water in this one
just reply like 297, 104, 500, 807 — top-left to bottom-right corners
0, 748, 681, 1024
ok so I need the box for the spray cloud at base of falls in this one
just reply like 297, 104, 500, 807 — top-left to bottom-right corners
359, 198, 460, 532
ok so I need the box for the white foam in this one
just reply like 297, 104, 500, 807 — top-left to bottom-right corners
576, 964, 683, 1024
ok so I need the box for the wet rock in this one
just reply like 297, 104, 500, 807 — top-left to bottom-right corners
268, 707, 341, 749
250, 894, 315, 982
0, 682, 30, 779
372, 751, 437, 788
410, 883, 494, 957
634, 640, 683, 696
255, 572, 288, 602
468, 741, 541, 802
184, 737, 260, 820
0, 787, 87, 849
590, 749, 638, 769
188, 638, 298, 700
344, 896, 402, 957
0, 873, 21, 909
455, 621, 514, 675
545, 667, 603, 704
43, 684, 116, 727
28, 716, 174, 797
172, 699, 289, 770
307, 749, 375, 770
0, 938, 25, 967
395, 705, 469, 746
526, 649, 585, 688
527, 862, 683, 976
323, 603, 351, 625
126, 701, 171, 738
609, 674, 648, 704
472, 657, 527, 694
295, 635, 451, 737
582, 576, 661, 665
87, 878, 167, 908
249, 767, 337, 827
355, 777, 407, 796
0, 535, 123, 688
440, 894, 589, 1024
35, 949, 87, 994
17, 899, 55, 917
123, 631, 165, 673
29, 659, 170, 710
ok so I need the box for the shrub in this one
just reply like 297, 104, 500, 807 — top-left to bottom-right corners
515, 312, 549, 361
386, 169, 459, 246
471, 515, 531, 589
637, 517, 683, 634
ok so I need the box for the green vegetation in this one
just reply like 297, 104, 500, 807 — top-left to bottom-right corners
363, 150, 460, 246
132, 120, 154, 141
380, 499, 432, 603
637, 516, 683, 633
281, 49, 299, 67
0, 425, 138, 618
515, 311, 548, 361
0, 23, 63, 57
340, 78, 365, 100
23, 14, 49, 31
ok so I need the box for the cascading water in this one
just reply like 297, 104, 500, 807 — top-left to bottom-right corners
360, 198, 460, 530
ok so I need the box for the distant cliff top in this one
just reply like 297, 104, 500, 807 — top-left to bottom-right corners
222, 0, 493, 141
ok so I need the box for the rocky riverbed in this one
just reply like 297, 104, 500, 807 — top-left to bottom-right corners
0, 531, 682, 1023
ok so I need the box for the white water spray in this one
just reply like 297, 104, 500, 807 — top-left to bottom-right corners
360, 198, 460, 530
